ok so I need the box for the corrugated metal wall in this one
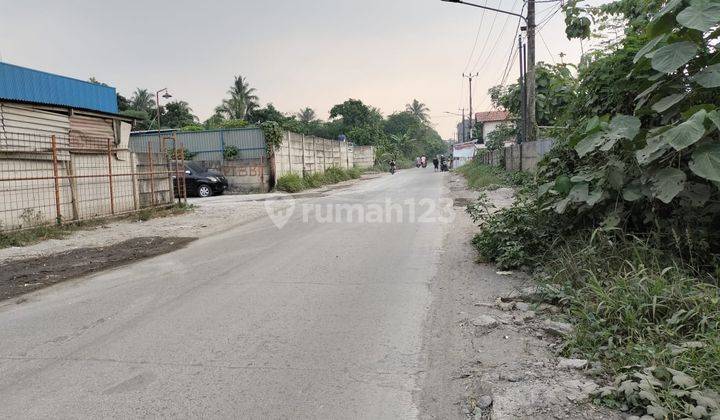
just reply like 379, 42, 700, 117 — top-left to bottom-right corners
129, 128, 266, 161
0, 102, 71, 152
0, 103, 70, 137
69, 114, 115, 149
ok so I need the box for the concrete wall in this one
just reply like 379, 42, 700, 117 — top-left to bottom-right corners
274, 132, 352, 178
353, 146, 375, 168
504, 139, 554, 172
472, 139, 554, 173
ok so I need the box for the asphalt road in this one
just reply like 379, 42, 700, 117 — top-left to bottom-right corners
0, 168, 451, 419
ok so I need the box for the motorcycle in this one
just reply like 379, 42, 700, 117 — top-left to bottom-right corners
390, 165, 396, 174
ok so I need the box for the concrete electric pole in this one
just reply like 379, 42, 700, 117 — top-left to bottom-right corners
442, 0, 537, 143
525, 0, 537, 142
463, 72, 479, 140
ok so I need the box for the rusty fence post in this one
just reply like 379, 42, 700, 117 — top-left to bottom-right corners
173, 135, 181, 205
147, 139, 156, 206
180, 144, 188, 203
106, 138, 115, 214
50, 135, 62, 225
129, 151, 139, 210
162, 137, 173, 205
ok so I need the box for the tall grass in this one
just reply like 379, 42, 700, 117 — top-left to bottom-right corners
275, 167, 363, 193
456, 159, 531, 190
540, 231, 720, 417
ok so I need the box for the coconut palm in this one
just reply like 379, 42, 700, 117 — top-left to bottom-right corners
216, 75, 259, 120
297, 107, 317, 123
130, 88, 156, 113
405, 99, 430, 123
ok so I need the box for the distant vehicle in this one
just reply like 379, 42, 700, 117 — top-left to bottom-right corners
173, 161, 228, 198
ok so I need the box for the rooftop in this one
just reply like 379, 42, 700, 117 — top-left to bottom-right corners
0, 62, 118, 114
475, 110, 511, 123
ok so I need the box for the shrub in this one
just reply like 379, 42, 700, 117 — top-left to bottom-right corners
324, 166, 350, 183
276, 173, 306, 193
346, 167, 362, 179
223, 145, 239, 160
303, 172, 327, 188
458, 159, 532, 190
469, 196, 559, 269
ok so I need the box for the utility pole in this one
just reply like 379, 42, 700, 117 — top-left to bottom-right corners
463, 72, 479, 140
517, 34, 526, 145
526, 0, 537, 142
441, 0, 536, 142
460, 108, 466, 143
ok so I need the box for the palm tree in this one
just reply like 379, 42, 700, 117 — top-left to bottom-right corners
405, 99, 430, 123
130, 88, 156, 113
216, 75, 259, 120
297, 107, 317, 123
389, 133, 415, 157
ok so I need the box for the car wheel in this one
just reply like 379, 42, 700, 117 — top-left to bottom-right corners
197, 184, 213, 198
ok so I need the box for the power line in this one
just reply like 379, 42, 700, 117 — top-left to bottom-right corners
536, 4, 562, 31
500, 3, 525, 86
463, 0, 489, 73
468, 0, 522, 113
469, 4, 501, 72
473, 0, 521, 73
538, 31, 557, 64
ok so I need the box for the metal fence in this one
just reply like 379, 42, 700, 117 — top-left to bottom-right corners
0, 132, 187, 231
129, 127, 266, 162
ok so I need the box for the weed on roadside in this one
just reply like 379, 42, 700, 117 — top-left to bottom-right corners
275, 167, 363, 193
539, 232, 720, 418
456, 159, 531, 190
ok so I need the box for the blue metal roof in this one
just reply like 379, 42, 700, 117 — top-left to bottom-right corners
0, 62, 118, 113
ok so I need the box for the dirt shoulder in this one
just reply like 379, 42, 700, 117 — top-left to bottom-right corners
0, 236, 196, 303
417, 172, 620, 419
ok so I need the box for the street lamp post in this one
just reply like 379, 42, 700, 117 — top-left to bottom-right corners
155, 88, 172, 133
155, 88, 173, 168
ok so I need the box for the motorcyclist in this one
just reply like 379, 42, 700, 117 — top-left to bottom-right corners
415, 157, 421, 167
389, 159, 397, 174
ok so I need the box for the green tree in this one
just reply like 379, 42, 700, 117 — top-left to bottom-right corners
161, 101, 197, 129
297, 107, 317, 123
247, 103, 285, 124
129, 88, 156, 114
116, 93, 130, 112
384, 112, 421, 137
405, 99, 430, 123
215, 75, 259, 120
329, 99, 374, 128
489, 63, 577, 127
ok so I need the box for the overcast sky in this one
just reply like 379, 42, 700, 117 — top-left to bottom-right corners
1, 0, 587, 139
